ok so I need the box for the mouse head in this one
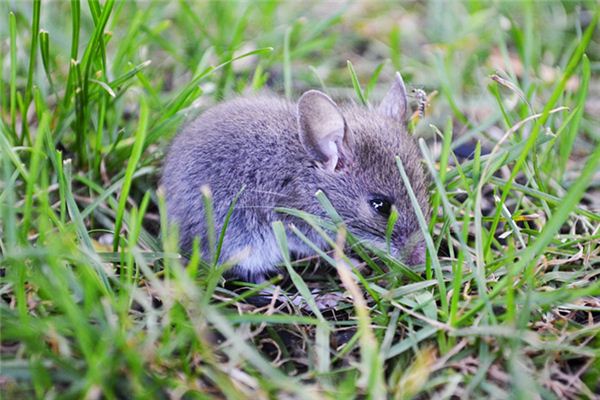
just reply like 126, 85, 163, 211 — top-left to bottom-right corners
296, 72, 429, 265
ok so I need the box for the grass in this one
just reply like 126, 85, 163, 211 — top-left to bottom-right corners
1, 1, 600, 398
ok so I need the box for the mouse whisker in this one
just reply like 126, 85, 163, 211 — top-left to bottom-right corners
231, 206, 282, 210
244, 189, 294, 198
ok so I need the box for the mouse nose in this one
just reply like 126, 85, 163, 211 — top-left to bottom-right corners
398, 231, 426, 266
406, 241, 426, 265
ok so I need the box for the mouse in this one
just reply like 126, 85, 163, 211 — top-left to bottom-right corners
161, 72, 430, 283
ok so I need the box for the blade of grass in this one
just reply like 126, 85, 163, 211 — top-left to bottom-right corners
0, 142, 18, 253
272, 221, 326, 321
364, 61, 386, 102
213, 186, 245, 267
347, 60, 367, 105
559, 55, 590, 177
22, 0, 42, 143
9, 11, 17, 139
0, 122, 28, 178
201, 186, 216, 262
39, 30, 54, 92
334, 228, 385, 399
283, 26, 292, 99
113, 97, 149, 252
385, 206, 399, 254
61, 159, 111, 292
396, 156, 448, 315
21, 112, 50, 240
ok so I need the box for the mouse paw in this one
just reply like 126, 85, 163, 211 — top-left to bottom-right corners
290, 289, 345, 311
314, 291, 345, 310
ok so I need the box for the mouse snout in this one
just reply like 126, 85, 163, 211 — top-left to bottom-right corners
404, 229, 426, 265
389, 229, 426, 266
405, 239, 426, 265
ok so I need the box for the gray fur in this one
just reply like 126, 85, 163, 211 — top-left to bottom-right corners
161, 73, 429, 282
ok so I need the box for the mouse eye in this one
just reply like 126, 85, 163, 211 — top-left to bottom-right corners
369, 198, 392, 217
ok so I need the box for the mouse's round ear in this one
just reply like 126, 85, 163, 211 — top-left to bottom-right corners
378, 72, 409, 122
297, 90, 353, 172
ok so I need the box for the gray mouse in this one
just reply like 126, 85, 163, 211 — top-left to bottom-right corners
161, 72, 429, 282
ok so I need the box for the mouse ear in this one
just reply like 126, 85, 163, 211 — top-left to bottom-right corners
378, 72, 409, 122
297, 90, 353, 172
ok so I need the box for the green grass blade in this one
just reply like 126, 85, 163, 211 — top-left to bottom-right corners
272, 221, 327, 321
283, 26, 292, 99
364, 61, 386, 102
23, 0, 41, 116
559, 55, 590, 177
396, 156, 448, 314
213, 186, 245, 267
39, 30, 53, 91
113, 97, 149, 252
347, 60, 367, 105
21, 112, 50, 239
9, 11, 17, 139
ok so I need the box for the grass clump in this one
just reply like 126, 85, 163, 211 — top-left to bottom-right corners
1, 1, 599, 398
